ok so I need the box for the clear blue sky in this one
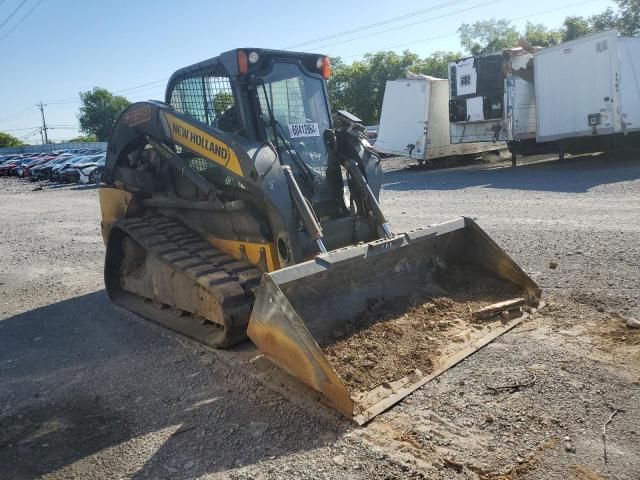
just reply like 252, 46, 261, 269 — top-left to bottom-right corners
0, 0, 615, 142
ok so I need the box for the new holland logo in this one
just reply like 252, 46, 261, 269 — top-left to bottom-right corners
163, 112, 243, 177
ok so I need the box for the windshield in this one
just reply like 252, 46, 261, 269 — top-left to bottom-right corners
62, 156, 85, 165
79, 155, 104, 163
257, 62, 331, 175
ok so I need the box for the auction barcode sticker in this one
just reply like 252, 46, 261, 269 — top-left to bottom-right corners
288, 123, 320, 138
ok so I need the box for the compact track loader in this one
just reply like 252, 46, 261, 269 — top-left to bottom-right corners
100, 48, 541, 423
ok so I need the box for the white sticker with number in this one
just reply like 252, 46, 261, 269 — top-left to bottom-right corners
288, 123, 320, 138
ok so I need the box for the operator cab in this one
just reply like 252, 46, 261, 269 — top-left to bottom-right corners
166, 48, 349, 219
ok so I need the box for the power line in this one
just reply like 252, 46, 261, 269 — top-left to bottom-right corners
339, 0, 602, 60
342, 33, 460, 59
0, 0, 44, 41
0, 105, 35, 124
308, 0, 503, 52
45, 100, 81, 105
123, 84, 166, 97
283, 0, 471, 49
112, 78, 168, 94
1, 125, 41, 132
127, 88, 168, 102
0, 0, 28, 31
18, 127, 42, 140
501, 0, 603, 28
3, 81, 166, 126
41, 78, 169, 105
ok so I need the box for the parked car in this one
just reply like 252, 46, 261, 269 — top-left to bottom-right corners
19, 155, 61, 178
30, 156, 73, 181
64, 154, 106, 184
51, 155, 93, 181
0, 157, 21, 174
1, 157, 35, 176
0, 154, 23, 165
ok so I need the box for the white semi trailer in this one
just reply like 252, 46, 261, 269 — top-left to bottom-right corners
534, 30, 640, 154
375, 73, 505, 166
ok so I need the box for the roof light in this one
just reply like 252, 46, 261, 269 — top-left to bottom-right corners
248, 51, 259, 64
238, 50, 248, 74
320, 56, 331, 80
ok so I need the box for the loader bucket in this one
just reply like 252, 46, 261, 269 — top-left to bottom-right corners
247, 217, 541, 424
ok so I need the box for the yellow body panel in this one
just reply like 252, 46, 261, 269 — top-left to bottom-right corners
163, 112, 244, 177
207, 237, 280, 272
100, 188, 277, 271
99, 188, 133, 244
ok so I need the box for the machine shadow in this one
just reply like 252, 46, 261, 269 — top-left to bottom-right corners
0, 291, 349, 479
383, 153, 640, 194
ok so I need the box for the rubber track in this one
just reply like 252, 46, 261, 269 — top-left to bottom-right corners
115, 215, 263, 333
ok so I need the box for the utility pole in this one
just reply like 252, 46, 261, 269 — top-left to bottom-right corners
38, 101, 49, 144
39, 127, 44, 145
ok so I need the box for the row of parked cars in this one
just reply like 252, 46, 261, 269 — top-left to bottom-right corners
0, 149, 106, 184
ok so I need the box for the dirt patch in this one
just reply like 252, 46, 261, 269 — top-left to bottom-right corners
588, 311, 640, 349
570, 291, 610, 313
486, 438, 559, 480
568, 293, 640, 348
322, 291, 520, 393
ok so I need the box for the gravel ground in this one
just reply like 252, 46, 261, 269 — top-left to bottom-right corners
1, 152, 639, 479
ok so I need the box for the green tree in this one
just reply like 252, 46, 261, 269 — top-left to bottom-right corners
327, 51, 418, 124
561, 8, 624, 42
562, 16, 593, 41
589, 7, 621, 32
212, 92, 234, 116
411, 51, 462, 79
78, 87, 130, 141
0, 131, 25, 147
616, 0, 640, 36
69, 134, 98, 143
524, 22, 562, 47
458, 19, 520, 55
560, 2, 639, 40
326, 56, 350, 112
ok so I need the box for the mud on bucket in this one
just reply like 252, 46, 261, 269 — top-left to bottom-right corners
247, 217, 541, 424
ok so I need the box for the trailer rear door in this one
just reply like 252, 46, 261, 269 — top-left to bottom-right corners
535, 30, 619, 142
376, 80, 429, 157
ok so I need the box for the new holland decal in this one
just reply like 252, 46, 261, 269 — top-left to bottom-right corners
163, 112, 243, 177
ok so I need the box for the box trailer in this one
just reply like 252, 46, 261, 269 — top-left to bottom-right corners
448, 46, 550, 162
534, 30, 640, 152
376, 74, 505, 165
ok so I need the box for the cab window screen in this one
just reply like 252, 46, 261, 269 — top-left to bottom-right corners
169, 76, 240, 134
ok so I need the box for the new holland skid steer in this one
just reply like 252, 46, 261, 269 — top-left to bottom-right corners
100, 48, 541, 423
